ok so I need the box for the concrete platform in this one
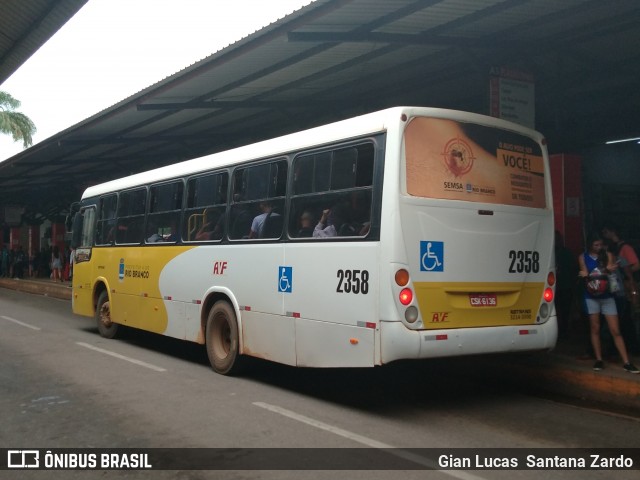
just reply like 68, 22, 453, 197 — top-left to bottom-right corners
0, 276, 72, 300
1, 277, 638, 414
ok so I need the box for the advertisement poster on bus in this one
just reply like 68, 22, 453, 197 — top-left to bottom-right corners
404, 117, 545, 208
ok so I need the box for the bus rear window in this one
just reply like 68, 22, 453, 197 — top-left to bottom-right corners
404, 117, 546, 208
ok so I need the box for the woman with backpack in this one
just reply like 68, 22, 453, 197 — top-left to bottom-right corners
578, 232, 639, 373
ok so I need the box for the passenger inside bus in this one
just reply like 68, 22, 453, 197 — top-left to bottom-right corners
296, 211, 315, 237
313, 202, 355, 237
260, 209, 283, 238
249, 201, 280, 239
229, 195, 252, 239
147, 218, 178, 243
195, 208, 224, 241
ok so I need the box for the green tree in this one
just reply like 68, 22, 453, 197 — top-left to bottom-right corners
0, 91, 36, 148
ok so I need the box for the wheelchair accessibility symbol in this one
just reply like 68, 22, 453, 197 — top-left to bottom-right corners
420, 241, 444, 272
278, 266, 293, 293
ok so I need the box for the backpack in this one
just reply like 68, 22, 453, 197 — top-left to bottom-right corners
585, 272, 608, 296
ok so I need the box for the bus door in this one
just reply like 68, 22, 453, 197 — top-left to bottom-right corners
71, 204, 96, 317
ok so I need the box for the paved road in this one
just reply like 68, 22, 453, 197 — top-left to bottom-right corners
1, 289, 638, 480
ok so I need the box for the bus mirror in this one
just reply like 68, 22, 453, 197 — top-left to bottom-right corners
66, 202, 80, 233
70, 212, 83, 249
65, 214, 74, 233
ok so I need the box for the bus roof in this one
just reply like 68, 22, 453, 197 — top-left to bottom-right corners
81, 106, 544, 200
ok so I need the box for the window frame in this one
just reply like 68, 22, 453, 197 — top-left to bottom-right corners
288, 140, 378, 241
145, 179, 184, 244
115, 187, 148, 245
183, 170, 229, 243
95, 193, 118, 246
228, 157, 288, 241
80, 133, 384, 248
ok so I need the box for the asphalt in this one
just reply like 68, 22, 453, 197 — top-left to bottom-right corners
1, 276, 638, 414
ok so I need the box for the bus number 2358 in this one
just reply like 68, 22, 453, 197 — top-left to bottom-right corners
337, 269, 370, 294
508, 250, 540, 273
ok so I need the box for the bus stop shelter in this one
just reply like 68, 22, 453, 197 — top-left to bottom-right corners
1, 0, 639, 254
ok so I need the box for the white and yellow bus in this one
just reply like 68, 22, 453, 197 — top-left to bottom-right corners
70, 106, 557, 375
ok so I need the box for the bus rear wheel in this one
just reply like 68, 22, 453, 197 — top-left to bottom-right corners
206, 301, 242, 375
95, 290, 119, 339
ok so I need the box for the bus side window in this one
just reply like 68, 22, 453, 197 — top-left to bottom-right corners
294, 152, 330, 195
96, 194, 117, 245
289, 143, 374, 239
355, 144, 374, 187
230, 159, 287, 240
183, 172, 228, 242
116, 188, 146, 245
72, 206, 96, 249
331, 148, 357, 190
147, 181, 183, 243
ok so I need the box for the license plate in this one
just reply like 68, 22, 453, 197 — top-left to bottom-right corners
469, 293, 497, 307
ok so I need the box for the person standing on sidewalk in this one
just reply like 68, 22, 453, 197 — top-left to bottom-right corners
601, 224, 640, 354
578, 232, 639, 373
51, 246, 63, 282
0, 245, 8, 277
13, 246, 25, 278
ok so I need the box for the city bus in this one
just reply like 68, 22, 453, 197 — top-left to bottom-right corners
70, 106, 557, 375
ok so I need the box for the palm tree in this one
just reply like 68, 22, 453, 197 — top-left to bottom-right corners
0, 91, 36, 148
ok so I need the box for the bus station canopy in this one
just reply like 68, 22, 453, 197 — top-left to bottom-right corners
1, 0, 639, 222
0, 0, 89, 86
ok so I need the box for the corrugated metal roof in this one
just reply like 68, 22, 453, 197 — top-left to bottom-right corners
0, 0, 89, 84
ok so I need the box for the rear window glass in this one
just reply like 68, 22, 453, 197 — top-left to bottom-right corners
404, 117, 546, 208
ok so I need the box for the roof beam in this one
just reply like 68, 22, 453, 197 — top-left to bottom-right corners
136, 100, 326, 111
287, 31, 530, 49
59, 133, 225, 145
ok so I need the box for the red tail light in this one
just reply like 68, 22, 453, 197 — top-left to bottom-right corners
543, 287, 554, 302
399, 288, 413, 305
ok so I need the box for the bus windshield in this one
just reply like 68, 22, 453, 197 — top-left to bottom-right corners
404, 117, 546, 208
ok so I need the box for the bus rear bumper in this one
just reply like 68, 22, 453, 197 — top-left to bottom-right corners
379, 317, 558, 364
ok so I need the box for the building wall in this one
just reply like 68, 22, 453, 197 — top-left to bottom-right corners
582, 143, 640, 247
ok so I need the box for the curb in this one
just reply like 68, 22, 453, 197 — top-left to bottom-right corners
482, 353, 640, 415
0, 278, 72, 301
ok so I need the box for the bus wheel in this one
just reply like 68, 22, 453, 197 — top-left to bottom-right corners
95, 290, 119, 339
206, 301, 242, 375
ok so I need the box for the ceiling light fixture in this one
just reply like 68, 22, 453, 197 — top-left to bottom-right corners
605, 136, 640, 145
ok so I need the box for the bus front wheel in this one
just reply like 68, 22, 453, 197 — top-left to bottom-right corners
95, 290, 119, 339
206, 301, 242, 375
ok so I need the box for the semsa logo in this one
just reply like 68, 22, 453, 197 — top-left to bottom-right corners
443, 181, 464, 191
442, 137, 475, 177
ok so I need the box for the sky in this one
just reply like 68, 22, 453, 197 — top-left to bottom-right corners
0, 0, 313, 162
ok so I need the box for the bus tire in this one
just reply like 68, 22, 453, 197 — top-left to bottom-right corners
95, 290, 119, 339
206, 301, 243, 375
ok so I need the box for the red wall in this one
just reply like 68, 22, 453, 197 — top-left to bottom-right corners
550, 154, 583, 255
